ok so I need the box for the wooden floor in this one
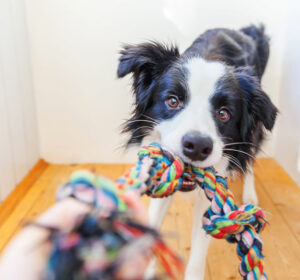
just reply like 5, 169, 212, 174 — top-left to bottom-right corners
1, 158, 300, 279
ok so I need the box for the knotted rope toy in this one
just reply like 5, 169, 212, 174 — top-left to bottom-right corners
45, 142, 267, 280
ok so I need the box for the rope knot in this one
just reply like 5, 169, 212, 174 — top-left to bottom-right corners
136, 142, 185, 198
198, 168, 267, 279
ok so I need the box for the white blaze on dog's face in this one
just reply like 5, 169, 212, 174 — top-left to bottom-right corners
155, 58, 225, 168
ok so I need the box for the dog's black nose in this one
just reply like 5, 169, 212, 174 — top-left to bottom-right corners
182, 131, 213, 161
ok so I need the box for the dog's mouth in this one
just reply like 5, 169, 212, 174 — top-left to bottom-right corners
179, 160, 212, 192
180, 179, 198, 192
160, 147, 207, 192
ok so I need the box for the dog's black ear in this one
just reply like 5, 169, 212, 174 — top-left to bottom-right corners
240, 25, 270, 80
117, 42, 179, 109
236, 67, 278, 138
117, 42, 179, 78
251, 88, 278, 131
208, 31, 246, 66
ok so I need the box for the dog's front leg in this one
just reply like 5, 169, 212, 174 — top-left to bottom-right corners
242, 162, 258, 205
148, 196, 174, 228
145, 196, 174, 278
185, 190, 210, 280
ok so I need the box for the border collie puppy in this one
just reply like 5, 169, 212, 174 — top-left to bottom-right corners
117, 25, 277, 279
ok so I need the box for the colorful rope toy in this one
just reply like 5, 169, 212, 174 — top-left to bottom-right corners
46, 142, 267, 280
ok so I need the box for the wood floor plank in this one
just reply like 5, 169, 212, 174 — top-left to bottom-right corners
0, 163, 57, 251
254, 174, 300, 280
255, 158, 300, 244
0, 159, 49, 227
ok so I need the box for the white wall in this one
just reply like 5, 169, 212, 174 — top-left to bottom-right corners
0, 0, 39, 200
24, 0, 286, 164
274, 0, 300, 183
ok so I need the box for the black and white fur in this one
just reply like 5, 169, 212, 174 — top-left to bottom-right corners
117, 25, 277, 279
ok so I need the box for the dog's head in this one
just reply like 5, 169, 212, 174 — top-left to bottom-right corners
117, 42, 277, 171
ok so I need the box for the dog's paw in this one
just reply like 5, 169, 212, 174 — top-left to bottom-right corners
242, 188, 258, 205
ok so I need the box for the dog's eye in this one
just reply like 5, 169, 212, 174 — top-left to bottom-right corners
166, 96, 180, 109
217, 108, 230, 122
